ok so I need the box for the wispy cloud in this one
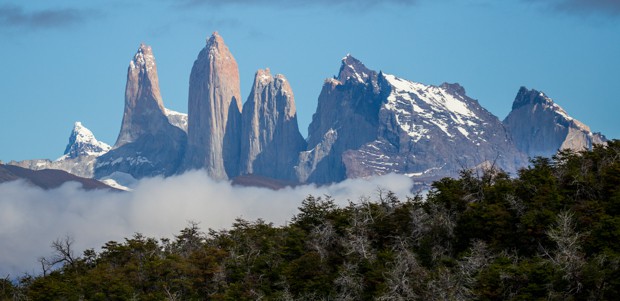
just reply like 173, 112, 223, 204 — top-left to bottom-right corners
174, 0, 417, 10
0, 4, 98, 31
0, 171, 415, 277
523, 0, 620, 17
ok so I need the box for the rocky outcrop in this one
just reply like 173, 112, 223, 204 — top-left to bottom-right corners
239, 69, 306, 181
95, 44, 187, 179
183, 32, 242, 180
297, 55, 383, 184
503, 87, 606, 158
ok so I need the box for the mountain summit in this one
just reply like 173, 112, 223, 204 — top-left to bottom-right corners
503, 87, 606, 158
338, 54, 375, 84
62, 122, 110, 160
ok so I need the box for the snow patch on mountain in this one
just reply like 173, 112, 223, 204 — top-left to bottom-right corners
382, 74, 482, 141
59, 122, 111, 161
164, 108, 188, 133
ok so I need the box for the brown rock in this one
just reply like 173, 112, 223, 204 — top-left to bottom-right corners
116, 44, 169, 147
240, 69, 306, 181
184, 32, 242, 180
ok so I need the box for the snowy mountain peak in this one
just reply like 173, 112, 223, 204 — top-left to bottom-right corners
338, 54, 374, 83
380, 72, 504, 147
61, 122, 111, 160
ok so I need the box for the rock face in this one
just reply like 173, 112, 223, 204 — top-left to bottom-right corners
183, 32, 242, 180
300, 55, 526, 184
239, 69, 306, 181
297, 55, 383, 184
503, 87, 606, 158
95, 44, 187, 179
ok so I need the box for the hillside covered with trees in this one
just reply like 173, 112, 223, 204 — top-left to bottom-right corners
2, 141, 620, 300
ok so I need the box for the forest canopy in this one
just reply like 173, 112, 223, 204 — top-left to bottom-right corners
3, 140, 620, 300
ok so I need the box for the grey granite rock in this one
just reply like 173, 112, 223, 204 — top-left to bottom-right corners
240, 69, 306, 181
503, 87, 606, 158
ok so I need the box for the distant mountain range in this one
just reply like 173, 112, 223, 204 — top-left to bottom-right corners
5, 32, 607, 189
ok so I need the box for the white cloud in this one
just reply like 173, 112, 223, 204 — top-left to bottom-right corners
0, 171, 415, 277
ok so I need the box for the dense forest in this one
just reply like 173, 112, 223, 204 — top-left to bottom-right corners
2, 141, 620, 300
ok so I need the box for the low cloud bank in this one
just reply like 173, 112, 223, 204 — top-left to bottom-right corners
0, 171, 415, 277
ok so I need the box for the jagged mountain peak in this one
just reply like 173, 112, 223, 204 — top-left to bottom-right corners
504, 87, 606, 158
207, 31, 223, 44
205, 31, 232, 60
440, 82, 467, 96
241, 68, 306, 181
338, 54, 375, 83
62, 121, 110, 160
252, 69, 296, 118
256, 68, 273, 84
512, 86, 555, 110
512, 86, 576, 122
130, 43, 155, 70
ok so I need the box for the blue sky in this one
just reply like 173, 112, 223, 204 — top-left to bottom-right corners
1, 0, 618, 162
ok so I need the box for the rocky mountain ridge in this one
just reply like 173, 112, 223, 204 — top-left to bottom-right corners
7, 33, 608, 188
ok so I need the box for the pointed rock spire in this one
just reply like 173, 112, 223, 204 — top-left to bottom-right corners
240, 69, 306, 181
95, 43, 187, 180
115, 43, 168, 147
184, 32, 242, 180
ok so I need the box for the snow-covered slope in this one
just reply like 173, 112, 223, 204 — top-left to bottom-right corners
60, 121, 111, 160
164, 108, 188, 133
344, 72, 526, 181
381, 74, 485, 143
301, 54, 526, 184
